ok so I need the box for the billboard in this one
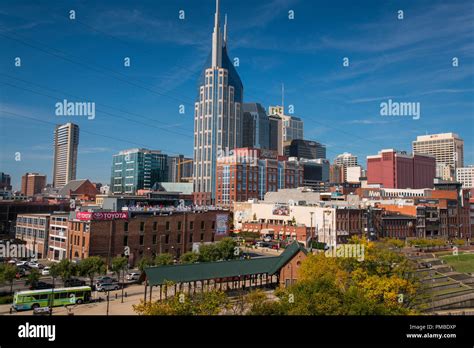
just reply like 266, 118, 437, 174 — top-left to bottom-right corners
272, 204, 290, 216
76, 212, 129, 221
215, 214, 228, 235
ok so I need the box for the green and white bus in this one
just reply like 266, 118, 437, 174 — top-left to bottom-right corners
13, 286, 92, 311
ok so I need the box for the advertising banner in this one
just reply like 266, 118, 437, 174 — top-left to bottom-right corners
76, 212, 129, 221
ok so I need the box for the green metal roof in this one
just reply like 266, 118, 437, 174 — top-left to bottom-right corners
145, 242, 307, 286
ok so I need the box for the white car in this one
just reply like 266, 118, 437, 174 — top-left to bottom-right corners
28, 261, 40, 268
41, 267, 50, 276
16, 261, 28, 267
125, 272, 140, 281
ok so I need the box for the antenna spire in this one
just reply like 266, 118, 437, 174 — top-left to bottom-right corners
223, 14, 228, 46
212, 0, 222, 67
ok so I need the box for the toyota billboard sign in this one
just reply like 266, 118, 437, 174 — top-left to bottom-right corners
76, 212, 129, 221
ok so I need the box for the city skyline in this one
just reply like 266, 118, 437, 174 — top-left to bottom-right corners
1, 0, 473, 190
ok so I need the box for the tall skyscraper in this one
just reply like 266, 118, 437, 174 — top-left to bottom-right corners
242, 103, 270, 149
412, 133, 464, 169
111, 148, 168, 194
0, 172, 12, 191
53, 123, 79, 188
268, 114, 282, 153
268, 105, 304, 155
193, 0, 244, 205
21, 173, 47, 196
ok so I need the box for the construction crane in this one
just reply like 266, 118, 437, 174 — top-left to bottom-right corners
177, 158, 193, 183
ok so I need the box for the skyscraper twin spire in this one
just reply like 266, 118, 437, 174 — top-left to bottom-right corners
212, 0, 228, 68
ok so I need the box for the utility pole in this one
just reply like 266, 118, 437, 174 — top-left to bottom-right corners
106, 290, 110, 315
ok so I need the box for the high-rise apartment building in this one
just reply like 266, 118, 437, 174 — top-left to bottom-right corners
334, 152, 358, 180
268, 114, 282, 153
268, 105, 304, 155
53, 123, 79, 188
242, 103, 270, 149
193, 0, 244, 205
111, 148, 168, 194
21, 173, 47, 196
456, 166, 474, 189
0, 172, 12, 191
412, 133, 464, 169
367, 149, 436, 189
168, 155, 193, 183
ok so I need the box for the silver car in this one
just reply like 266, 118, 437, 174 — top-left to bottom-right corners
96, 282, 120, 292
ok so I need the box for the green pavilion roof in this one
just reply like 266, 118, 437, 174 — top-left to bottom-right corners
144, 242, 307, 286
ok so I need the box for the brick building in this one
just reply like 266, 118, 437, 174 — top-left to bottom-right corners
367, 149, 435, 189
15, 213, 51, 259
215, 147, 303, 207
21, 173, 47, 196
58, 179, 98, 201
68, 210, 230, 266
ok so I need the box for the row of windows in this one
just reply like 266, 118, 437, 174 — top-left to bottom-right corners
16, 227, 46, 239
17, 217, 46, 225
124, 220, 214, 232
124, 232, 206, 247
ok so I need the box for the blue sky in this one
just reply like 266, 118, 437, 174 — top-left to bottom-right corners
1, 0, 473, 190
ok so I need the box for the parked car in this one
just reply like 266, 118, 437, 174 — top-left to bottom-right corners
29, 281, 53, 290
27, 261, 40, 268
96, 282, 120, 292
95, 276, 115, 285
125, 272, 140, 281
7, 258, 17, 264
16, 261, 28, 267
64, 278, 86, 287
41, 267, 50, 276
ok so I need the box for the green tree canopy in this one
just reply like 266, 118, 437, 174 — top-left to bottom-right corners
78, 256, 105, 286
180, 252, 200, 264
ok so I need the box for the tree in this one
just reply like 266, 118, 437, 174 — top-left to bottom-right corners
3, 264, 17, 295
79, 256, 106, 287
180, 252, 200, 264
216, 237, 239, 260
261, 237, 422, 315
137, 256, 155, 272
133, 289, 229, 315
55, 259, 78, 282
198, 244, 221, 262
245, 289, 281, 315
26, 268, 41, 287
155, 253, 173, 266
111, 256, 128, 303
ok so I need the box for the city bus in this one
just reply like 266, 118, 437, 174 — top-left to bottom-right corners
12, 286, 92, 311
